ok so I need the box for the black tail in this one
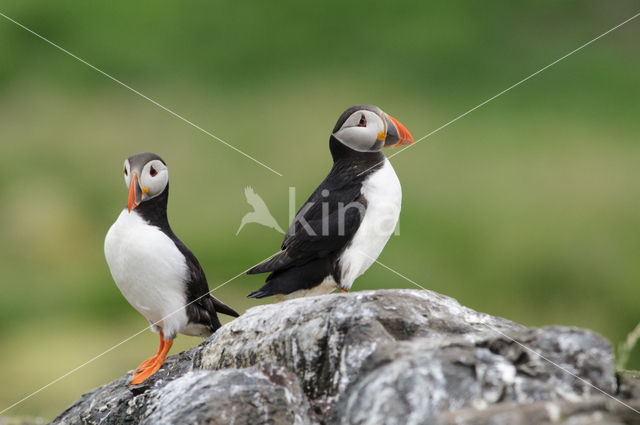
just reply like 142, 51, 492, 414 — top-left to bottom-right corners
248, 288, 272, 299
247, 257, 332, 299
210, 295, 240, 317
195, 295, 239, 334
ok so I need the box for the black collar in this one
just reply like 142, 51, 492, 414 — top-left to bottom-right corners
329, 135, 386, 180
134, 184, 174, 238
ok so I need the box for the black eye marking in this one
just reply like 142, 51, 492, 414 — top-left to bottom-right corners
124, 167, 128, 176
358, 114, 367, 127
150, 166, 158, 177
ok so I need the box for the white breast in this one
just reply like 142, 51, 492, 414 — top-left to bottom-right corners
338, 159, 402, 290
104, 209, 189, 339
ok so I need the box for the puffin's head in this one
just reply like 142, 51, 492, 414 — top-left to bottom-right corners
122, 152, 169, 212
331, 105, 414, 152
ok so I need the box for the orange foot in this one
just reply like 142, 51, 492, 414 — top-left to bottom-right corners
340, 289, 349, 293
130, 333, 173, 385
135, 335, 166, 370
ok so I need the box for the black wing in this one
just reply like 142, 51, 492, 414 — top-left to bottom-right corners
172, 239, 240, 331
247, 176, 366, 275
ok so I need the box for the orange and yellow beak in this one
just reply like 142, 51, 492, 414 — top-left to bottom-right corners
128, 173, 142, 212
382, 114, 414, 148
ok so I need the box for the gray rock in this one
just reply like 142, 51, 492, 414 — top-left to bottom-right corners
434, 398, 640, 425
50, 347, 198, 425
52, 359, 314, 425
142, 363, 315, 425
196, 290, 524, 405
49, 289, 640, 425
618, 371, 640, 401
333, 327, 617, 425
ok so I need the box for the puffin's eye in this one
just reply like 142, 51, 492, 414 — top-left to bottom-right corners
150, 166, 158, 177
358, 114, 367, 127
124, 167, 128, 176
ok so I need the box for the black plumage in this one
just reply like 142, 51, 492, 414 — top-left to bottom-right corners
247, 135, 383, 298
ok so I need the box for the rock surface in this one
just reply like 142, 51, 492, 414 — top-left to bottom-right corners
50, 289, 640, 425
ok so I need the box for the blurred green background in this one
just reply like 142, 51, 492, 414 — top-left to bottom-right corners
1, 0, 639, 420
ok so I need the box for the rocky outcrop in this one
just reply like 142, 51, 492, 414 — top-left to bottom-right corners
50, 290, 640, 425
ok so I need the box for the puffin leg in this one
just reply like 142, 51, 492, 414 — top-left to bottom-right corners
340, 289, 349, 293
134, 333, 166, 372
130, 335, 173, 385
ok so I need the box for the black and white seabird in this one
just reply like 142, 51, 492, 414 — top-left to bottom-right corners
104, 152, 239, 385
247, 105, 414, 299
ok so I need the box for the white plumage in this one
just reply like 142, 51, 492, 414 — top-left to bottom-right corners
104, 209, 190, 339
338, 158, 401, 290
279, 276, 338, 300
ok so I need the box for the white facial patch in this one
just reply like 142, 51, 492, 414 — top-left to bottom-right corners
123, 159, 132, 187
138, 160, 169, 202
332, 110, 385, 152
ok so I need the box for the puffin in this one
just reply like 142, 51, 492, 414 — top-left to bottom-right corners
247, 105, 413, 299
104, 152, 239, 385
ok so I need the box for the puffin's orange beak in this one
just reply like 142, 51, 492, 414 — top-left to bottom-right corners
128, 173, 142, 212
383, 114, 414, 148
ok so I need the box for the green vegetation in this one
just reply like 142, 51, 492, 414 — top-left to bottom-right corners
0, 0, 639, 420
618, 322, 640, 370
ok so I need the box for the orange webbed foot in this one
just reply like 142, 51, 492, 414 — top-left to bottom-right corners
340, 289, 349, 293
130, 357, 163, 385
129, 334, 173, 385
134, 355, 159, 373
132, 334, 166, 372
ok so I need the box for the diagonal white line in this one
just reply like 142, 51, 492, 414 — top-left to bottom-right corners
0, 11, 283, 177
0, 251, 280, 416
358, 10, 640, 177
359, 250, 640, 416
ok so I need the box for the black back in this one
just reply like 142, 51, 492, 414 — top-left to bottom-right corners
247, 135, 385, 297
135, 184, 239, 333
